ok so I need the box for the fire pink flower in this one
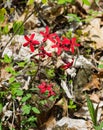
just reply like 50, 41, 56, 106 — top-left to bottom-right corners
23, 34, 40, 52
52, 36, 70, 55
40, 26, 57, 43
62, 37, 80, 53
38, 82, 55, 97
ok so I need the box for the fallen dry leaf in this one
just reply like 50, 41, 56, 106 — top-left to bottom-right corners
83, 74, 100, 91
39, 97, 68, 130
82, 18, 103, 49
90, 93, 100, 103
1, 65, 11, 80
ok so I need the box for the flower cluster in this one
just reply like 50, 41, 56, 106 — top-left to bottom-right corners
23, 26, 80, 97
38, 81, 55, 97
23, 26, 80, 56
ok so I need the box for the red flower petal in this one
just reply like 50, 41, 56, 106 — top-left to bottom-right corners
30, 34, 35, 39
62, 37, 70, 45
32, 40, 40, 45
46, 52, 52, 57
23, 42, 29, 47
40, 31, 45, 35
48, 90, 55, 97
24, 35, 30, 41
38, 82, 46, 88
45, 26, 49, 34
61, 60, 74, 70
40, 88, 46, 93
57, 48, 62, 55
71, 37, 76, 43
43, 37, 47, 42
30, 44, 35, 52
71, 45, 74, 53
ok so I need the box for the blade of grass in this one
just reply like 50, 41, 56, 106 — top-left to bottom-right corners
86, 94, 97, 126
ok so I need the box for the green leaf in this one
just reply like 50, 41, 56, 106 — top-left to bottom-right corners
0, 122, 2, 130
21, 94, 31, 102
0, 103, 3, 113
68, 99, 76, 109
68, 14, 81, 22
58, 0, 66, 4
3, 25, 9, 34
0, 92, 7, 97
0, 8, 7, 23
32, 107, 40, 114
10, 82, 21, 88
9, 77, 15, 83
39, 100, 47, 105
98, 63, 103, 69
10, 128, 15, 130
27, 116, 37, 122
65, 30, 72, 38
13, 21, 24, 35
82, 0, 91, 6
49, 96, 55, 101
6, 66, 18, 76
58, 0, 73, 4
94, 122, 103, 130
66, 0, 73, 2
16, 89, 23, 96
86, 94, 97, 126
2, 54, 12, 63
17, 61, 27, 67
10, 82, 21, 97
46, 68, 55, 79
22, 105, 31, 115
27, 0, 35, 5
42, 0, 48, 4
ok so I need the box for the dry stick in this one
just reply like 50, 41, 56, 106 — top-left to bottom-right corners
0, 8, 35, 58
11, 100, 15, 130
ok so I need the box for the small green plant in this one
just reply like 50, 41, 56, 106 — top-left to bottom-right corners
45, 68, 55, 79
57, 0, 90, 5
0, 7, 24, 35
86, 94, 103, 130
27, 0, 35, 5
57, 0, 74, 4
82, 0, 91, 6
68, 99, 76, 110
0, 8, 7, 23
98, 61, 103, 69
68, 14, 81, 23
42, 0, 48, 4
1, 54, 12, 63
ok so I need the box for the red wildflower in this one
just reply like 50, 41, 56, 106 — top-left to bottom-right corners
48, 90, 55, 97
38, 82, 47, 93
38, 46, 52, 58
23, 34, 40, 52
40, 26, 57, 43
61, 60, 74, 70
62, 37, 80, 53
38, 82, 55, 97
52, 36, 70, 55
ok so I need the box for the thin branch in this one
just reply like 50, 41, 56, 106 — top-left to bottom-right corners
0, 8, 36, 58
